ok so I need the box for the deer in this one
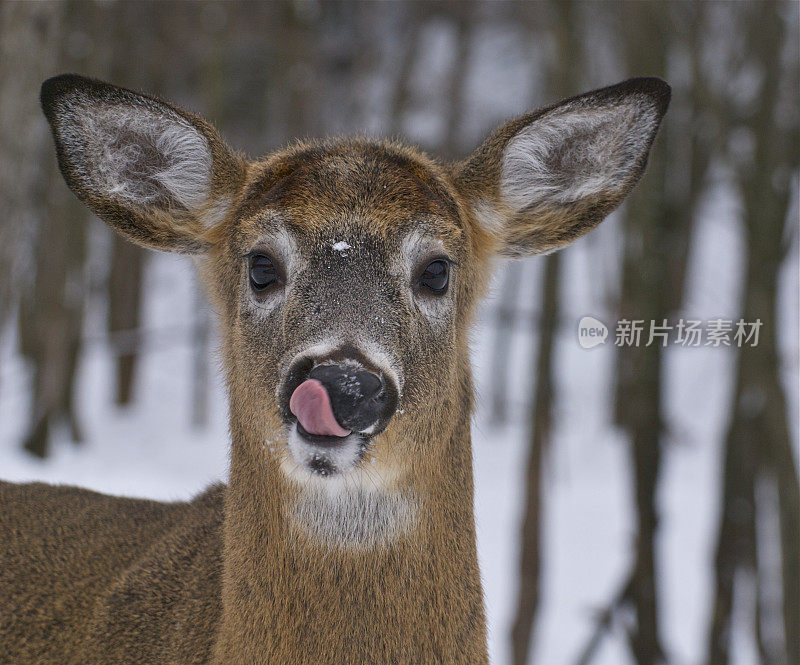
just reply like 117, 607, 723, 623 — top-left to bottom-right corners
0, 73, 669, 664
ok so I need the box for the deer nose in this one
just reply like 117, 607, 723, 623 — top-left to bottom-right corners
304, 364, 388, 433
282, 350, 400, 444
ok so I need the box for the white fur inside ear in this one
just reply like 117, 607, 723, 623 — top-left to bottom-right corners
500, 95, 660, 210
60, 99, 214, 214
198, 195, 232, 228
471, 199, 506, 235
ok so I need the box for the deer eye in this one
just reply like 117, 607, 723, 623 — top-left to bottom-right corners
419, 259, 449, 295
249, 254, 279, 291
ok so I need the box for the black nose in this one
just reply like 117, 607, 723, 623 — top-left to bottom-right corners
308, 364, 389, 433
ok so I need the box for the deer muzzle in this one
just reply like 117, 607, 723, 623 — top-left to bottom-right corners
282, 351, 399, 452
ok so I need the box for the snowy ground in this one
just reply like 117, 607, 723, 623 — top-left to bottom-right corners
1, 198, 797, 665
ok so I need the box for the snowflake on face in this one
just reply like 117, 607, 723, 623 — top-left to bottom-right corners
331, 241, 352, 256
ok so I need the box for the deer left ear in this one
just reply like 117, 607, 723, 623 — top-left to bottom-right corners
41, 74, 246, 254
454, 77, 670, 257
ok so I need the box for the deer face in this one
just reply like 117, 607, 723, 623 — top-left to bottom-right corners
41, 75, 669, 493
217, 144, 474, 480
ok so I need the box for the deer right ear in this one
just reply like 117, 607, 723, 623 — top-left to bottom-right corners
41, 74, 246, 254
454, 78, 670, 257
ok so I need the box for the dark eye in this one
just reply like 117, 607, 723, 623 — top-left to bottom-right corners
249, 254, 279, 291
419, 259, 449, 295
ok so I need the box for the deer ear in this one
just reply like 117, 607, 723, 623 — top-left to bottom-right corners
455, 77, 670, 257
40, 74, 246, 253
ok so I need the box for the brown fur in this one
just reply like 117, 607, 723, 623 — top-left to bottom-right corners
0, 74, 668, 663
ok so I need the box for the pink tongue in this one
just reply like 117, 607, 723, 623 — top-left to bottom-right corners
289, 379, 351, 437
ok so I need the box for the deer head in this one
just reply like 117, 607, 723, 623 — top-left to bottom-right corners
41, 74, 669, 548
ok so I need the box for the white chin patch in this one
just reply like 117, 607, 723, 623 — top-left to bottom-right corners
281, 425, 418, 547
285, 424, 364, 477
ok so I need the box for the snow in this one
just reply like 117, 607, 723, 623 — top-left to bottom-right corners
332, 240, 351, 253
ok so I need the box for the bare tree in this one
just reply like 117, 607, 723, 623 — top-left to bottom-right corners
488, 261, 524, 426
707, 5, 799, 664
440, 1, 473, 160
511, 3, 580, 663
0, 1, 63, 371
388, 3, 427, 138
608, 6, 672, 663
13, 1, 98, 456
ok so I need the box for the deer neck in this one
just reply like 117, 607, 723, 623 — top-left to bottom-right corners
212, 405, 489, 665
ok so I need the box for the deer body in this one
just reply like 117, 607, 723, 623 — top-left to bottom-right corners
0, 74, 668, 663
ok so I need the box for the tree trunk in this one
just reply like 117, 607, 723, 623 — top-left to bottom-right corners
15, 1, 94, 456
707, 6, 799, 663
612, 5, 672, 663
440, 2, 473, 160
511, 3, 579, 662
388, 5, 425, 137
511, 251, 560, 665
489, 262, 524, 426
0, 1, 63, 388
107, 236, 144, 406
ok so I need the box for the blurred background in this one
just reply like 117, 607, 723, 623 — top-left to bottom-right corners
0, 2, 797, 664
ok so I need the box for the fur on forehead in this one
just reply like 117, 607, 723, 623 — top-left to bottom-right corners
234, 139, 466, 236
